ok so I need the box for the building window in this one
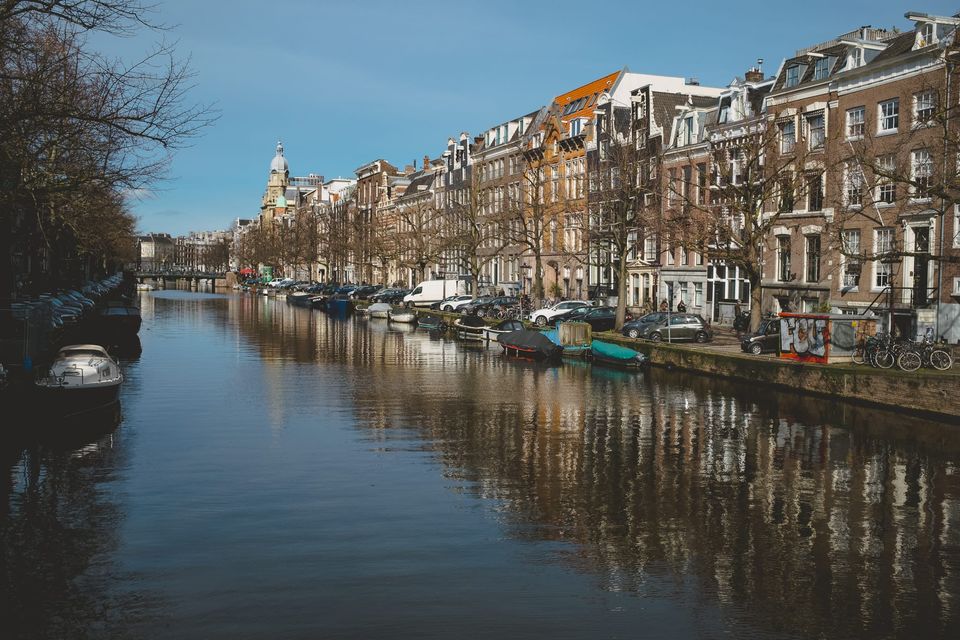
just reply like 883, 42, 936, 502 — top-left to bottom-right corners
813, 57, 829, 80
846, 106, 865, 138
877, 155, 897, 204
780, 120, 795, 153
779, 176, 794, 213
644, 235, 657, 262
874, 227, 895, 289
914, 91, 936, 124
878, 99, 899, 133
805, 236, 821, 282
807, 113, 825, 149
842, 229, 861, 288
777, 236, 792, 282
846, 164, 864, 206
919, 22, 935, 47
912, 149, 933, 199
785, 65, 800, 87
696, 163, 707, 204
570, 118, 582, 136
729, 148, 744, 184
807, 173, 823, 211
850, 48, 863, 68
694, 282, 703, 307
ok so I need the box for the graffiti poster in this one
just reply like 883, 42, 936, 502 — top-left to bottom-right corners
780, 317, 829, 363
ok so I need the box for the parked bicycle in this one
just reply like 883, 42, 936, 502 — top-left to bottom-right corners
853, 333, 953, 371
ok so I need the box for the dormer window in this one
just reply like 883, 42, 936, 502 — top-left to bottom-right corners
813, 58, 830, 80
918, 22, 935, 47
850, 48, 863, 68
570, 118, 582, 137
785, 65, 800, 87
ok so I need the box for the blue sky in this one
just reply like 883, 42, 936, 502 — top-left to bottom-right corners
97, 0, 958, 235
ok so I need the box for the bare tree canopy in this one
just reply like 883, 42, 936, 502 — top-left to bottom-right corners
0, 0, 215, 296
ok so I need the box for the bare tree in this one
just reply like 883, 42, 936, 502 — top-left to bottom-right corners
670, 120, 820, 331
394, 194, 450, 285
0, 0, 215, 295
588, 137, 658, 328
504, 155, 554, 306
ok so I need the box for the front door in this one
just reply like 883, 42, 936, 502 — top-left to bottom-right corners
913, 227, 930, 306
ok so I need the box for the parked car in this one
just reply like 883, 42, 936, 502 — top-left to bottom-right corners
621, 312, 669, 339
529, 300, 591, 326
350, 285, 382, 300
462, 296, 517, 317
551, 305, 623, 332
371, 288, 409, 304
636, 314, 712, 343
741, 317, 780, 354
433, 294, 474, 312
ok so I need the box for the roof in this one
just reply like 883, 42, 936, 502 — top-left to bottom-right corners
870, 31, 918, 64
554, 70, 620, 121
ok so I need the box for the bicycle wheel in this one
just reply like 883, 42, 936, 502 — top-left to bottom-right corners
852, 346, 866, 365
897, 350, 921, 372
930, 349, 953, 371
874, 349, 895, 369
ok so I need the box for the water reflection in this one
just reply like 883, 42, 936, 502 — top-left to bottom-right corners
2, 291, 957, 639
229, 296, 959, 638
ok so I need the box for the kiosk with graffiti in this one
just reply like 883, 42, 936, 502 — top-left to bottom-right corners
780, 314, 830, 363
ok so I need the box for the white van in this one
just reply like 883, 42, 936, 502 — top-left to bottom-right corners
403, 279, 469, 307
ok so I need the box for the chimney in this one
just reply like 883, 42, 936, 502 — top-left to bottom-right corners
744, 58, 765, 83
423, 154, 430, 169
685, 77, 700, 86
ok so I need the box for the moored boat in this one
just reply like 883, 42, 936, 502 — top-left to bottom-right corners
542, 329, 591, 357
590, 340, 647, 369
453, 315, 486, 341
367, 302, 392, 318
96, 303, 142, 336
499, 329, 562, 360
35, 344, 123, 416
417, 314, 445, 331
482, 319, 524, 342
387, 308, 416, 323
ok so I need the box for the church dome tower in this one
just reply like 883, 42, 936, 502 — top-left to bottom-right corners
262, 140, 291, 224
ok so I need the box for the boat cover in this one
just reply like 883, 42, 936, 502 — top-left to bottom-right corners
499, 330, 562, 359
457, 315, 487, 328
367, 303, 392, 314
491, 320, 524, 332
592, 340, 644, 362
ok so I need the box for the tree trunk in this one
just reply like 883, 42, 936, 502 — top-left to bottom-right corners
749, 270, 763, 333
532, 250, 544, 308
616, 244, 629, 329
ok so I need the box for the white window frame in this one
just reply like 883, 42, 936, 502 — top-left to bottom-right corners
845, 163, 864, 207
842, 229, 861, 290
878, 99, 899, 133
914, 91, 936, 125
873, 227, 895, 291
785, 66, 800, 87
813, 58, 829, 80
911, 148, 933, 200
876, 155, 897, 204
846, 106, 865, 139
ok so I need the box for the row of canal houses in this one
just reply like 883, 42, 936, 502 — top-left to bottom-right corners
247, 11, 960, 341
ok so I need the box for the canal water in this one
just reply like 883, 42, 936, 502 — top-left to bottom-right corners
2, 290, 959, 639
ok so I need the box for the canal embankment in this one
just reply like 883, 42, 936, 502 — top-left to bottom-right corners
415, 309, 960, 422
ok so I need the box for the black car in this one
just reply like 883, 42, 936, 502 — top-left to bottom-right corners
741, 318, 781, 354
621, 312, 669, 339
371, 288, 409, 304
553, 306, 619, 332
462, 296, 513, 317
351, 285, 382, 300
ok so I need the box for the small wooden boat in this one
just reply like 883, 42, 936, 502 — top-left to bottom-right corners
367, 303, 392, 318
590, 340, 648, 369
499, 329, 562, 360
388, 308, 417, 323
453, 315, 487, 341
35, 344, 123, 416
482, 319, 525, 342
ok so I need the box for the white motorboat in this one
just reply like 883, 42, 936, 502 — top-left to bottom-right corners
453, 315, 487, 341
387, 309, 416, 323
367, 303, 392, 319
35, 344, 123, 416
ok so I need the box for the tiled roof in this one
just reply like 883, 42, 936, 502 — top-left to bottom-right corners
554, 71, 619, 121
870, 31, 917, 64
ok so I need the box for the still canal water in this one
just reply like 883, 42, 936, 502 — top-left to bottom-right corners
3, 290, 959, 639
